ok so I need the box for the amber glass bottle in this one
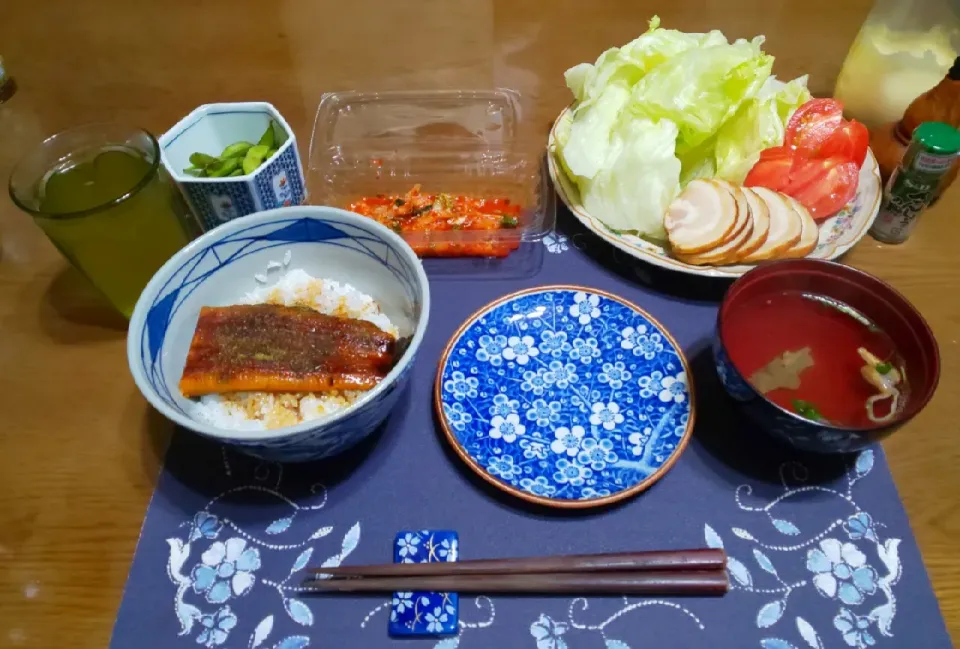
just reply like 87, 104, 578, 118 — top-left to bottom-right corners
870, 56, 960, 201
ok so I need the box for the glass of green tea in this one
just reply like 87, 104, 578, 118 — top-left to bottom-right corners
9, 124, 199, 318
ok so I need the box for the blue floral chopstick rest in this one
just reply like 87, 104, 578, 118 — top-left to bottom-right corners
389, 530, 459, 636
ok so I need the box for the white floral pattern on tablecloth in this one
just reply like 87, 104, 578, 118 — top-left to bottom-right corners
701, 449, 902, 649
165, 458, 359, 649
358, 450, 902, 649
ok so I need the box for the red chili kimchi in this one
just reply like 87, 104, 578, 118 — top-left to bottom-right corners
347, 185, 523, 257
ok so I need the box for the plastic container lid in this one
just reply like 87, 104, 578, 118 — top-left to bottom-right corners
308, 89, 522, 149
306, 89, 555, 262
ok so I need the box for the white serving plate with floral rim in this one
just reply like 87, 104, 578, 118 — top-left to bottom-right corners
546, 106, 883, 279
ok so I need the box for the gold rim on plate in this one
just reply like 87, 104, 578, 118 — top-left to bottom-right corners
546, 105, 882, 278
433, 284, 697, 510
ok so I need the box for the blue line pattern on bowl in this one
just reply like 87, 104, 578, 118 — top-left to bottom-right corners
162, 109, 271, 148
180, 143, 306, 231
439, 288, 692, 503
254, 145, 305, 210
389, 530, 459, 637
135, 214, 423, 462
183, 179, 258, 230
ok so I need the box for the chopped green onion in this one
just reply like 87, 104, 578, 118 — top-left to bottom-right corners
410, 204, 434, 216
500, 215, 519, 228
791, 399, 823, 422
876, 362, 892, 375
394, 198, 405, 207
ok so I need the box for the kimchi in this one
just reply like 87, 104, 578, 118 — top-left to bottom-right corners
348, 184, 523, 257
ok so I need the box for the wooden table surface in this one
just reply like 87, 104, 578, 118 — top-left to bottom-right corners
0, 1, 957, 645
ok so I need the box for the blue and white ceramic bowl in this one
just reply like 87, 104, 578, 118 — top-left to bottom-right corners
435, 286, 695, 508
160, 102, 307, 231
127, 206, 429, 463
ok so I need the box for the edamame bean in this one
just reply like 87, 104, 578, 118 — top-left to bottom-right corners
189, 152, 218, 168
220, 141, 253, 159
186, 121, 280, 178
208, 157, 241, 178
242, 144, 271, 175
257, 123, 275, 149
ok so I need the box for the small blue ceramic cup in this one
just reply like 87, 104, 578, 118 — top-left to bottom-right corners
159, 102, 307, 231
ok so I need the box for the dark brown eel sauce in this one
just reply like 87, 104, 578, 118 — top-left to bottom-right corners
179, 304, 399, 397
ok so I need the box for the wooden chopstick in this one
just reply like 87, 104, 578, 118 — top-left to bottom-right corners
312, 549, 725, 579
304, 569, 729, 596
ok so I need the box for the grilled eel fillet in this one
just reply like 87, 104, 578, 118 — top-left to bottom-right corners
179, 304, 402, 397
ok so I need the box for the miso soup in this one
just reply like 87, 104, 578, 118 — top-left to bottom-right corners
723, 290, 908, 428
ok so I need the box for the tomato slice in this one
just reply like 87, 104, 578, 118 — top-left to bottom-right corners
817, 119, 869, 168
757, 145, 796, 164
746, 99, 863, 222
744, 160, 792, 191
785, 99, 845, 156
745, 147, 797, 191
781, 156, 830, 195
783, 157, 859, 221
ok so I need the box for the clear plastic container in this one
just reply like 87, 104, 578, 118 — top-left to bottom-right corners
307, 89, 555, 261
833, 0, 960, 129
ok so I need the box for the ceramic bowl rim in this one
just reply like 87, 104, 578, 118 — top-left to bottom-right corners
434, 284, 696, 510
127, 205, 431, 442
716, 258, 940, 433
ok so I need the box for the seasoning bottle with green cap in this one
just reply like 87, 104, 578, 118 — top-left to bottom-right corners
870, 121, 960, 244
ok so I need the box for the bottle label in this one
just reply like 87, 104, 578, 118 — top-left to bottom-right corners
913, 151, 956, 173
871, 168, 935, 243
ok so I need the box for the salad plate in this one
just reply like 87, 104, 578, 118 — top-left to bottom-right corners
434, 285, 695, 509
547, 107, 882, 279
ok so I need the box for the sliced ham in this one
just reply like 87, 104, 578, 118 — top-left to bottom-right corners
665, 179, 738, 255
740, 187, 802, 263
732, 187, 771, 262
678, 184, 753, 265
781, 196, 819, 258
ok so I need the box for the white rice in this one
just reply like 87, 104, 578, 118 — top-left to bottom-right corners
190, 260, 397, 431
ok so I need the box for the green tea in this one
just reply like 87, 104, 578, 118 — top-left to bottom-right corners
33, 147, 193, 318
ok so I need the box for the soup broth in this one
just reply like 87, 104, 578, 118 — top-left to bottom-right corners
723, 290, 907, 428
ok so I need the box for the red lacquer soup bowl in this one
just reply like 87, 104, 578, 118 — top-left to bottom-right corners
713, 259, 940, 454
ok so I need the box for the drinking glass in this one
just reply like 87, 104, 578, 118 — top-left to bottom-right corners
9, 124, 199, 318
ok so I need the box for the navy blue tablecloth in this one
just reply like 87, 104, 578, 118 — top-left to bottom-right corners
110, 214, 952, 649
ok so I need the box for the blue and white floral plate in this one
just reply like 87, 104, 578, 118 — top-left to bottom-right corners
435, 286, 695, 508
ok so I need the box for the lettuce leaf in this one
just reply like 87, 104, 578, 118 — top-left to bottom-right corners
628, 36, 774, 154
561, 84, 632, 179
678, 138, 718, 186
714, 75, 811, 182
564, 17, 726, 108
556, 16, 807, 238
577, 118, 680, 240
